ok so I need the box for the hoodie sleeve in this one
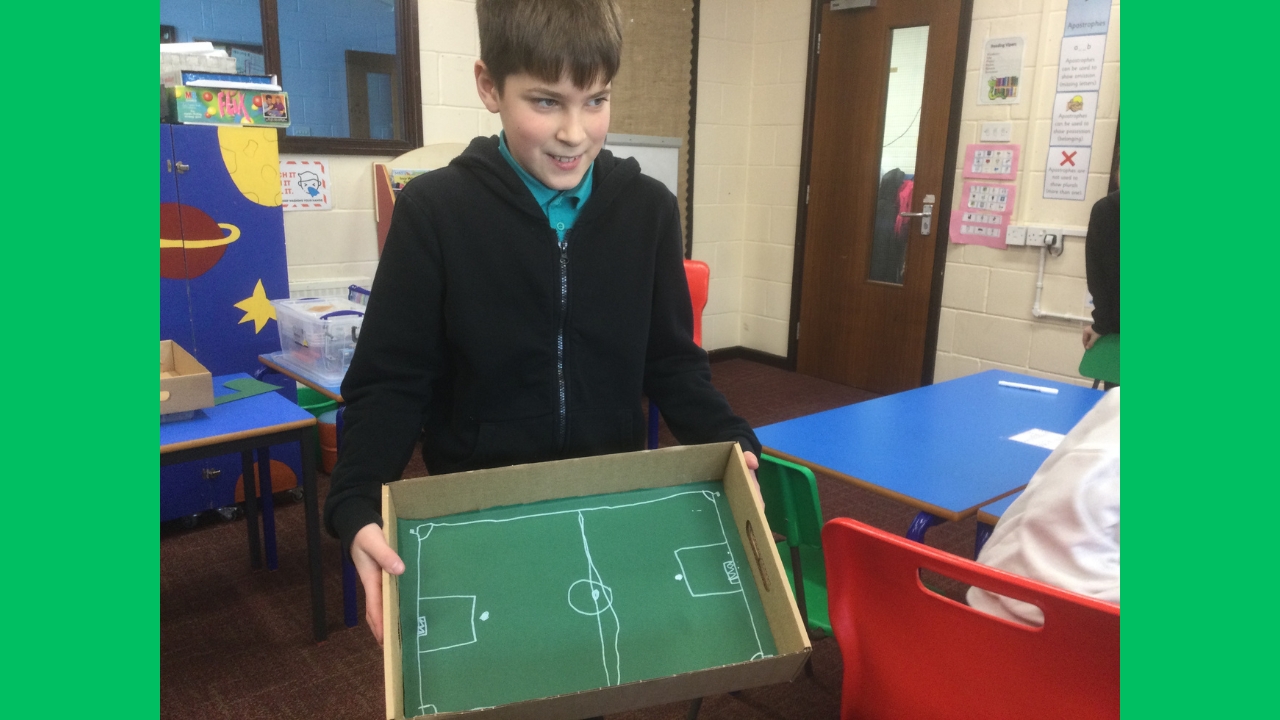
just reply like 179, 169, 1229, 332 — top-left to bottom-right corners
642, 193, 761, 457
323, 192, 448, 549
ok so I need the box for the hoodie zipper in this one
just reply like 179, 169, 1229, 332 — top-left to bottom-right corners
556, 232, 569, 451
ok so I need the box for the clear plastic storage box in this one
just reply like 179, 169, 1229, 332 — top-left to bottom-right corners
271, 297, 365, 384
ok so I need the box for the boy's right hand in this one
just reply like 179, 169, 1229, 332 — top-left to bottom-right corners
351, 523, 406, 645
1082, 325, 1101, 350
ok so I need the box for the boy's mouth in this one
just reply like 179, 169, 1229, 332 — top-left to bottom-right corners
549, 153, 581, 170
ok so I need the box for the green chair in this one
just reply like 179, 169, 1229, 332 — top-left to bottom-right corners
758, 454, 830, 636
1079, 333, 1120, 389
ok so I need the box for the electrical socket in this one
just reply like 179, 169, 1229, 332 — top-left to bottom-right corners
1005, 226, 1027, 246
1025, 226, 1063, 247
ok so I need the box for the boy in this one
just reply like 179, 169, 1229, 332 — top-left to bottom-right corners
324, 0, 761, 643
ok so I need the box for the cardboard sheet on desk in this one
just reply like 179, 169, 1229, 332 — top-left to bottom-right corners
397, 480, 776, 716
213, 377, 281, 405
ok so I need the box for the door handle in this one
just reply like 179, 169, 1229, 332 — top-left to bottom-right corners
898, 194, 935, 235
175, 161, 190, 174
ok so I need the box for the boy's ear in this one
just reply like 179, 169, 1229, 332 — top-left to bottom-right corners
475, 61, 502, 113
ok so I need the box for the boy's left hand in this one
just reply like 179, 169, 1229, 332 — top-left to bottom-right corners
744, 450, 762, 502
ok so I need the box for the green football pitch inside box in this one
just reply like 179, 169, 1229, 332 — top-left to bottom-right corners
382, 442, 812, 720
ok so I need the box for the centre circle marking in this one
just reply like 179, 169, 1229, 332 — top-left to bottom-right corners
567, 579, 614, 616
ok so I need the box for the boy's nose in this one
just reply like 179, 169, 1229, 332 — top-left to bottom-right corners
557, 113, 587, 148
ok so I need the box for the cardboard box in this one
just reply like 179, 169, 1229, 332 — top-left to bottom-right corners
382, 442, 812, 720
160, 340, 213, 415
165, 85, 290, 127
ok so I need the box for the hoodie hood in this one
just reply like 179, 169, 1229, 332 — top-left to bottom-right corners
450, 135, 644, 226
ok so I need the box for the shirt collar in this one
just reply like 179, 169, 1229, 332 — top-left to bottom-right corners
498, 132, 592, 209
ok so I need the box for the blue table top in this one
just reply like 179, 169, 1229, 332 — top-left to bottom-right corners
259, 351, 344, 401
755, 370, 1102, 519
160, 373, 316, 453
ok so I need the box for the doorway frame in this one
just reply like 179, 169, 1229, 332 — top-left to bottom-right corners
785, 0, 975, 386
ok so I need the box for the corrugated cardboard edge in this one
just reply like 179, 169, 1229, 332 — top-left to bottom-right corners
720, 443, 811, 671
384, 487, 404, 720
383, 443, 813, 720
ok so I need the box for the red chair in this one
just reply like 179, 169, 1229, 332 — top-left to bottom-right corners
648, 259, 710, 448
684, 258, 709, 347
822, 517, 1119, 720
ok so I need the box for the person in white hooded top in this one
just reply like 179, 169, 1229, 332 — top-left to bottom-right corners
967, 387, 1120, 626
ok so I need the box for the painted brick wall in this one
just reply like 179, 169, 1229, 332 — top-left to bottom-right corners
693, 0, 810, 353
935, 0, 1120, 386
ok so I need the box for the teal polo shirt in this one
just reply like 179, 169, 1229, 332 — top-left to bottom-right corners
498, 132, 593, 244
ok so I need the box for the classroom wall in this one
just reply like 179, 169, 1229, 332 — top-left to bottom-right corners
934, 0, 1120, 386
281, 154, 388, 286
692, 0, 810, 353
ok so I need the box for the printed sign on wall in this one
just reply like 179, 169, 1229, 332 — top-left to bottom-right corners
1057, 34, 1107, 92
1043, 147, 1093, 201
978, 37, 1025, 105
281, 159, 331, 211
1043, 0, 1113, 201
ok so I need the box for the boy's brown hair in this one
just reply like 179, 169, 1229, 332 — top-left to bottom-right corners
477, 0, 624, 92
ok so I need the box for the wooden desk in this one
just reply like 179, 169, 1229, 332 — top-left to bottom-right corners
974, 491, 1023, 558
160, 373, 326, 641
259, 352, 360, 629
258, 351, 344, 402
756, 370, 1102, 542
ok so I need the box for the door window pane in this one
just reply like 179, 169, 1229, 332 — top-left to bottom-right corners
869, 26, 929, 285
279, 0, 401, 139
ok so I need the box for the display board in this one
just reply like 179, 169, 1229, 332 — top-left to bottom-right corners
397, 480, 777, 715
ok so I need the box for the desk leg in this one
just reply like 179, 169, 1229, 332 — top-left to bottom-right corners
258, 446, 278, 571
906, 511, 944, 543
240, 451, 262, 570
300, 429, 327, 642
343, 551, 359, 628
336, 405, 359, 629
975, 521, 994, 559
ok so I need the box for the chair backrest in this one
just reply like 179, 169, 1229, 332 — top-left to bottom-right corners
822, 517, 1119, 720
683, 259, 709, 347
758, 455, 823, 549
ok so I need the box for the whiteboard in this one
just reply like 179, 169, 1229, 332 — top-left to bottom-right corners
604, 133, 682, 196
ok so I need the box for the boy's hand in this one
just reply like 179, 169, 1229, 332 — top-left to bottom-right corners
744, 450, 762, 504
1082, 325, 1101, 350
351, 523, 406, 646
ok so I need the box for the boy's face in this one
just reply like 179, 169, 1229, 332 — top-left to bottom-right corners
476, 63, 611, 190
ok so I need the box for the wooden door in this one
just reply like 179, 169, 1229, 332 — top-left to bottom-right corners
795, 0, 967, 394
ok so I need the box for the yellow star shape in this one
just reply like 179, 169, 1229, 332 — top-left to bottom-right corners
234, 279, 276, 334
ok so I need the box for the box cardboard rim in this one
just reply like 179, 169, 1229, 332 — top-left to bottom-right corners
160, 340, 214, 415
382, 442, 811, 720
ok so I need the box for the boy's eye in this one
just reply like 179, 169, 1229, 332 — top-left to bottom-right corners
587, 97, 608, 108
534, 98, 558, 108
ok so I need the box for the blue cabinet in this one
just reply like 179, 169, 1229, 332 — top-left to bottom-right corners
160, 124, 302, 522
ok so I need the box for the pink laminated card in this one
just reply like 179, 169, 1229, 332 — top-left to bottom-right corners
950, 180, 1017, 249
962, 143, 1020, 180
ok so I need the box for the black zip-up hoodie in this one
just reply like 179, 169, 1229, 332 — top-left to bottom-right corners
324, 136, 761, 547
